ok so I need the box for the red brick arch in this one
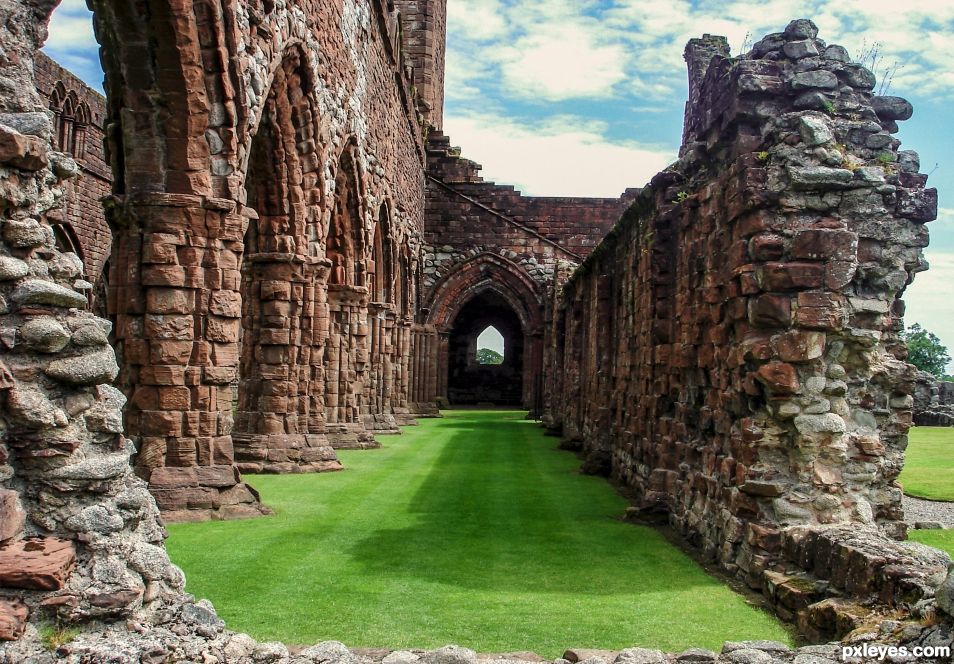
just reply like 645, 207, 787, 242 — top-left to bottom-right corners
425, 253, 544, 335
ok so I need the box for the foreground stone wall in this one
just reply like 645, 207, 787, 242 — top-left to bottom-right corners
0, 0, 201, 641
545, 19, 936, 597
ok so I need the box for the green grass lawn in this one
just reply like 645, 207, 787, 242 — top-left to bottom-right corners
909, 529, 954, 556
899, 427, 954, 501
166, 410, 790, 656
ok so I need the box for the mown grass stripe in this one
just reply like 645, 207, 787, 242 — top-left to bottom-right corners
167, 410, 789, 656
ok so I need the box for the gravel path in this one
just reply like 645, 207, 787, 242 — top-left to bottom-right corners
903, 494, 954, 528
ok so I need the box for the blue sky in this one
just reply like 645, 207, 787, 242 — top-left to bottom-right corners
44, 0, 954, 368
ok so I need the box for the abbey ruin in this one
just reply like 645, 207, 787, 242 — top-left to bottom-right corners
0, 0, 951, 661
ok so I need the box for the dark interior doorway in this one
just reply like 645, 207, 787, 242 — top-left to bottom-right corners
447, 291, 524, 406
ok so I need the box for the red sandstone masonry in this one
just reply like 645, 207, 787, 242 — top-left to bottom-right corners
544, 20, 938, 625
89, 0, 440, 518
423, 132, 637, 412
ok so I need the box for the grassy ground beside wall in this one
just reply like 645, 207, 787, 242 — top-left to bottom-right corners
166, 410, 790, 656
899, 427, 954, 501
909, 529, 954, 556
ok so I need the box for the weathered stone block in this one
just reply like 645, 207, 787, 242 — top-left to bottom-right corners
0, 538, 76, 590
758, 262, 825, 291
0, 599, 27, 641
146, 288, 192, 314
791, 229, 857, 261
750, 294, 792, 327
149, 467, 198, 489
756, 362, 800, 395
0, 490, 25, 542
774, 330, 825, 362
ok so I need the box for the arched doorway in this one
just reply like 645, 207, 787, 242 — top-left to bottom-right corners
447, 291, 524, 406
323, 142, 379, 448
423, 253, 546, 415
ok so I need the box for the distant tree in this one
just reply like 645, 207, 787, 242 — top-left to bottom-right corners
476, 348, 504, 365
904, 324, 952, 377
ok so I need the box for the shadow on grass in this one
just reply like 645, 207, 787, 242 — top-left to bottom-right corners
166, 409, 790, 652
343, 410, 730, 596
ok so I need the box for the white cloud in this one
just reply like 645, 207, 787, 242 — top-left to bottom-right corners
447, 0, 508, 42
905, 250, 954, 372
497, 22, 628, 101
442, 111, 675, 197
444, 47, 493, 102
44, 0, 96, 50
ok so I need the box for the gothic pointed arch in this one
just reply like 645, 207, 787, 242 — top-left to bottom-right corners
425, 252, 544, 334
326, 140, 366, 286
232, 43, 339, 474
371, 201, 395, 304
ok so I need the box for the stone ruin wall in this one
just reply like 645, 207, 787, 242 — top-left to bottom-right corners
393, 0, 446, 130
89, 0, 439, 520
913, 371, 954, 427
544, 20, 945, 638
0, 0, 201, 646
0, 0, 449, 652
422, 132, 634, 412
2, 0, 954, 659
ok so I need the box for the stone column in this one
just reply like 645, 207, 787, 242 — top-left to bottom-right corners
363, 302, 400, 434
325, 285, 378, 448
232, 254, 341, 474
108, 193, 266, 521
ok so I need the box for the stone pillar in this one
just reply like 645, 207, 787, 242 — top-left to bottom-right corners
392, 318, 418, 424
108, 193, 266, 521
325, 285, 379, 448
407, 324, 441, 416
232, 253, 342, 474
363, 302, 401, 434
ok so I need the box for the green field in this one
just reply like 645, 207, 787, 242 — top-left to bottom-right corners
909, 528, 954, 556
166, 410, 789, 656
899, 427, 954, 501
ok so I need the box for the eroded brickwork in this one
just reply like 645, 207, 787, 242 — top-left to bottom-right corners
3, 0, 954, 656
85, 0, 445, 515
544, 19, 939, 631
394, 0, 446, 129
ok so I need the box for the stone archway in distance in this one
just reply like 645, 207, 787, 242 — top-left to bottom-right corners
425, 253, 545, 415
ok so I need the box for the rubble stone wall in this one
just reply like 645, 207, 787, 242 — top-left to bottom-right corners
0, 0, 202, 642
913, 370, 954, 426
544, 20, 937, 598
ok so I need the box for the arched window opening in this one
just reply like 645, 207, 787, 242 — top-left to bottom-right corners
476, 325, 504, 365
48, 86, 89, 159
58, 94, 76, 155
327, 147, 363, 286
395, 248, 409, 316
72, 102, 90, 158
51, 222, 84, 263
